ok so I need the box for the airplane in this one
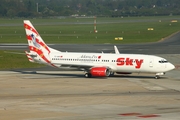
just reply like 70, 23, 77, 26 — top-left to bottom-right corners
24, 20, 175, 79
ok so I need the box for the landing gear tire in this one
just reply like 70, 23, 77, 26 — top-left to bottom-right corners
155, 75, 160, 79
85, 73, 92, 78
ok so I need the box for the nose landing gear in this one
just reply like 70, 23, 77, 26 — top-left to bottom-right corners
155, 75, 160, 79
155, 72, 165, 79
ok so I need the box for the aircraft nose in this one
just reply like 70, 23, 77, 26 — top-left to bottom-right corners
168, 63, 175, 71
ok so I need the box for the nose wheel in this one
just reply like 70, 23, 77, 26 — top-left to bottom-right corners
155, 75, 160, 79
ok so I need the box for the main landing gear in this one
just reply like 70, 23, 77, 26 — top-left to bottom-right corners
84, 73, 92, 78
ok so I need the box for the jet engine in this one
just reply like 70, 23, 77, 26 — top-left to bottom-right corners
85, 67, 110, 77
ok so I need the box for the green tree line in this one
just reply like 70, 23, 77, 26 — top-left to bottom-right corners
1, 0, 180, 18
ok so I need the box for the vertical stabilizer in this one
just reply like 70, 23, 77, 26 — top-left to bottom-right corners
24, 20, 56, 67
24, 20, 50, 53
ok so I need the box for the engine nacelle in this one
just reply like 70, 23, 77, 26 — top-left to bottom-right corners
90, 67, 110, 77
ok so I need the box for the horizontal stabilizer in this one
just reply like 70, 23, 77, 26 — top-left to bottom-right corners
25, 51, 34, 62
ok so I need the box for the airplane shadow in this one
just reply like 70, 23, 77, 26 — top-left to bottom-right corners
112, 74, 165, 79
11, 70, 84, 78
11, 69, 167, 80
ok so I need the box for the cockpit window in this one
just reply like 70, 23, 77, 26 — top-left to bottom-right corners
159, 59, 168, 63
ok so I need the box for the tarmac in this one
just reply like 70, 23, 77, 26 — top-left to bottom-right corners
0, 62, 180, 120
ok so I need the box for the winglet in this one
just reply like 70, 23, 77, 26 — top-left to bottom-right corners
114, 45, 120, 54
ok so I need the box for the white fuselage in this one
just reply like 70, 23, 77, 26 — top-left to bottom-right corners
47, 52, 175, 73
